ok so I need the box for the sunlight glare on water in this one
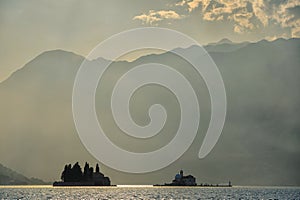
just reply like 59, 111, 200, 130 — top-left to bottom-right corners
0, 186, 300, 199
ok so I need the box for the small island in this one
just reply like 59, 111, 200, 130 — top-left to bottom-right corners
154, 169, 196, 186
53, 162, 111, 186
154, 170, 232, 187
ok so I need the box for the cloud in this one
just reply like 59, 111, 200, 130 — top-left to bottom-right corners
265, 33, 289, 41
271, 1, 300, 37
187, 0, 203, 12
133, 0, 300, 37
175, 0, 187, 7
173, 0, 300, 36
176, 0, 209, 12
133, 10, 184, 25
197, 1, 256, 33
230, 9, 255, 33
252, 0, 268, 26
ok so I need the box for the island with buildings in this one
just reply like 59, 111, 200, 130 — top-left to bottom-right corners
154, 170, 232, 187
154, 169, 197, 186
53, 162, 111, 186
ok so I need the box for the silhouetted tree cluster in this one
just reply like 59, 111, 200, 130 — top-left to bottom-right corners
56, 162, 111, 186
96, 163, 100, 173
61, 162, 100, 182
83, 162, 95, 181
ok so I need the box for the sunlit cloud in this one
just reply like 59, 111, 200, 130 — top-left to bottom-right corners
133, 10, 184, 25
270, 0, 300, 37
265, 33, 289, 41
175, 0, 187, 7
170, 0, 300, 37
187, 0, 202, 12
252, 0, 268, 26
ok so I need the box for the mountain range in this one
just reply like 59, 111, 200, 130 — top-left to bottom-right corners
0, 163, 46, 185
0, 38, 299, 185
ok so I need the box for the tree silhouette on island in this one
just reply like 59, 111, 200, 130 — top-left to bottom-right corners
53, 162, 111, 186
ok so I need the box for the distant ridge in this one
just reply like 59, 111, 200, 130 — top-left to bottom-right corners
0, 38, 299, 185
217, 38, 233, 44
204, 38, 251, 53
0, 163, 46, 185
207, 38, 234, 46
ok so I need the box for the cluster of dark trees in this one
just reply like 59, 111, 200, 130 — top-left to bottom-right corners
61, 162, 100, 182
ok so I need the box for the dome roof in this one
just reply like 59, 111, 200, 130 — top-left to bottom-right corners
175, 173, 181, 179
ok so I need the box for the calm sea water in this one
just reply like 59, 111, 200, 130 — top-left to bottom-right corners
0, 185, 299, 200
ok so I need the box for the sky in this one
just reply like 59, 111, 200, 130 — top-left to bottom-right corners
1, 0, 300, 82
0, 0, 300, 185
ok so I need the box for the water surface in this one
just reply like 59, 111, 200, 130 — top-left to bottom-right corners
0, 185, 299, 199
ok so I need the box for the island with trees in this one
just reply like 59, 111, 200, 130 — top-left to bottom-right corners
53, 162, 111, 186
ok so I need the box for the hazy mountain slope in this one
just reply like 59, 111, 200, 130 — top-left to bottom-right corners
0, 39, 299, 185
208, 38, 234, 45
204, 38, 250, 53
0, 163, 46, 185
207, 38, 300, 185
0, 50, 92, 182
204, 42, 249, 53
